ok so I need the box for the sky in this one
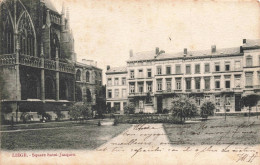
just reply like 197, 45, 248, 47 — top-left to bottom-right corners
52, 0, 259, 80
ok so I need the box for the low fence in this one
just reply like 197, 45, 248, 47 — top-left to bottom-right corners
114, 114, 183, 124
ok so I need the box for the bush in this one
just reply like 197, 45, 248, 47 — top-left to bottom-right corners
113, 118, 118, 126
170, 95, 197, 121
163, 108, 169, 114
124, 103, 135, 114
200, 101, 215, 119
20, 112, 33, 123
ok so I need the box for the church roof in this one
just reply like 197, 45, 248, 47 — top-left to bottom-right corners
41, 0, 58, 13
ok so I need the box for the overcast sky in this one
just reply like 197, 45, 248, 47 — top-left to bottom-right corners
53, 0, 259, 78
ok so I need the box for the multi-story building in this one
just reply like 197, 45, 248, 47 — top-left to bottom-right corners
106, 66, 128, 114
0, 0, 103, 122
108, 39, 259, 114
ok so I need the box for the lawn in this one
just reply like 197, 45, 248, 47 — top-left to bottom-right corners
1, 121, 131, 150
163, 116, 260, 146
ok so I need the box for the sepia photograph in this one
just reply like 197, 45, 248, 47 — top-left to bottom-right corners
0, 0, 259, 164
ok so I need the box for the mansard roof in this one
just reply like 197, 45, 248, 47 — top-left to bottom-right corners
242, 39, 260, 50
106, 67, 127, 74
127, 47, 242, 62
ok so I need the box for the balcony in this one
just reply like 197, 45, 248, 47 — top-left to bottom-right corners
0, 54, 16, 65
0, 54, 75, 74
20, 54, 42, 68
128, 92, 153, 97
214, 88, 222, 91
192, 89, 203, 93
254, 85, 260, 91
162, 90, 175, 94
221, 88, 234, 93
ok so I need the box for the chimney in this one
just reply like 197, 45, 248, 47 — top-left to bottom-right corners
243, 39, 247, 44
107, 65, 110, 71
129, 49, 133, 57
211, 45, 216, 53
240, 46, 243, 53
184, 48, 187, 56
155, 47, 159, 55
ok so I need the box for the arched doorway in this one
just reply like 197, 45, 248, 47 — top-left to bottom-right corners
45, 77, 55, 99
60, 80, 68, 100
27, 75, 40, 99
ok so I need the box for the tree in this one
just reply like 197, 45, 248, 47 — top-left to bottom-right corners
124, 103, 135, 114
170, 95, 197, 122
53, 106, 66, 121
200, 101, 215, 119
68, 104, 83, 121
241, 94, 260, 119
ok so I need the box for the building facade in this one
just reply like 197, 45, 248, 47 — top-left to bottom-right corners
0, 0, 103, 122
106, 39, 260, 114
106, 66, 128, 114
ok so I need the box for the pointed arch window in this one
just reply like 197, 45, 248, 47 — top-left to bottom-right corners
76, 69, 81, 81
86, 71, 90, 82
18, 12, 35, 56
50, 29, 60, 59
1, 5, 14, 54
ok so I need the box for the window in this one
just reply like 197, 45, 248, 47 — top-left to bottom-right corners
157, 66, 162, 75
122, 77, 126, 85
147, 82, 152, 92
225, 96, 231, 105
245, 72, 253, 86
215, 81, 220, 88
138, 82, 144, 93
205, 63, 210, 73
225, 81, 230, 88
166, 79, 171, 91
235, 76, 241, 88
76, 70, 81, 81
246, 55, 252, 67
215, 63, 220, 72
195, 64, 200, 74
186, 65, 191, 74
107, 78, 112, 86
215, 96, 220, 106
157, 80, 162, 91
258, 72, 260, 85
138, 69, 143, 78
196, 97, 201, 106
147, 69, 152, 78
130, 70, 135, 79
86, 71, 90, 82
122, 89, 127, 98
235, 61, 241, 70
114, 78, 119, 85
166, 66, 171, 75
195, 78, 200, 89
176, 65, 181, 74
225, 62, 230, 71
130, 83, 135, 93
204, 78, 210, 90
108, 90, 112, 98
176, 78, 181, 90
186, 79, 191, 90
115, 89, 119, 98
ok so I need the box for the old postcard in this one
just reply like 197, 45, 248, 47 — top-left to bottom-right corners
0, 0, 260, 164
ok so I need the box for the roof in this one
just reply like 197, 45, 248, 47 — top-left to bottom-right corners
128, 47, 242, 62
41, 0, 58, 12
106, 67, 127, 74
243, 39, 260, 48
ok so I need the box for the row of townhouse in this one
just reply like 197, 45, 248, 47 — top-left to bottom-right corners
106, 39, 260, 114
